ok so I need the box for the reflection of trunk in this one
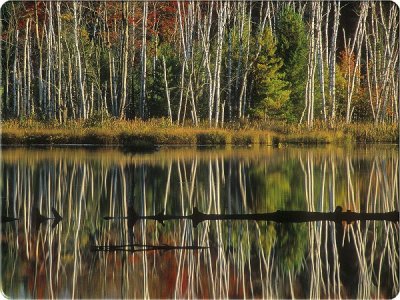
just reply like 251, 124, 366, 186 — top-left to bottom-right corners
346, 157, 355, 209
3, 148, 400, 298
238, 162, 247, 210
72, 164, 85, 299
163, 162, 172, 212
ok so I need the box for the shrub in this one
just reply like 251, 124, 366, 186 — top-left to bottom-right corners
196, 132, 227, 145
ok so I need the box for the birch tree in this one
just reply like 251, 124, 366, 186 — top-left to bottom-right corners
329, 1, 341, 123
366, 2, 399, 123
301, 2, 317, 128
344, 2, 368, 124
140, 2, 148, 119
118, 1, 130, 119
316, 2, 327, 122
73, 2, 86, 119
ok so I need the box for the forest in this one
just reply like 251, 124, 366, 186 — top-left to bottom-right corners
0, 1, 399, 128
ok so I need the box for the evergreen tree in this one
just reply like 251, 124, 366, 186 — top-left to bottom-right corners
251, 27, 290, 120
276, 7, 308, 121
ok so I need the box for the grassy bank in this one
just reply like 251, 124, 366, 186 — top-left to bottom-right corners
1, 118, 398, 148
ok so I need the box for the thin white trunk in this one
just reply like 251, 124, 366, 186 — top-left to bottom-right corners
140, 2, 148, 119
329, 1, 340, 122
198, 1, 214, 125
35, 2, 44, 115
162, 56, 173, 124
23, 19, 30, 117
345, 3, 367, 124
56, 2, 62, 122
301, 2, 317, 128
73, 2, 86, 119
214, 2, 228, 127
316, 3, 327, 121
13, 30, 19, 117
119, 2, 130, 119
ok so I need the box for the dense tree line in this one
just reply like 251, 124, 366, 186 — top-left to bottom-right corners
1, 1, 398, 127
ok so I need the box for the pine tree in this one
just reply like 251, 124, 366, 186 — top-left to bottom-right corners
276, 7, 308, 122
251, 27, 290, 120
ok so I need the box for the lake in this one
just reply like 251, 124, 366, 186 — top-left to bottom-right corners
1, 146, 398, 299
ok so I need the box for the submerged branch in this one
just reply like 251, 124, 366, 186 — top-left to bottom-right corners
90, 243, 212, 252
104, 206, 399, 228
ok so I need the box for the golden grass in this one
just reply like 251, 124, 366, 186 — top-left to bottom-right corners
1, 118, 398, 146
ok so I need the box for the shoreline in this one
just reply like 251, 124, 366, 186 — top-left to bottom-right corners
0, 129, 399, 149
1, 120, 398, 148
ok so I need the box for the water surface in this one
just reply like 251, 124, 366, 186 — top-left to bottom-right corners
1, 146, 399, 298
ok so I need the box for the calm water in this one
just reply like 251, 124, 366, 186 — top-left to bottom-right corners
1, 146, 399, 299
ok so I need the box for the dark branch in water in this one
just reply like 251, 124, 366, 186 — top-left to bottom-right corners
32, 207, 63, 228
104, 206, 399, 228
90, 243, 212, 252
1, 216, 19, 223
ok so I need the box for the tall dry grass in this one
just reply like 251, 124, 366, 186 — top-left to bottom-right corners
1, 118, 398, 146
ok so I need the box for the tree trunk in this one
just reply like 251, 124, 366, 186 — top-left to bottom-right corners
343, 3, 367, 124
35, 2, 44, 116
140, 2, 148, 119
56, 2, 62, 122
329, 1, 340, 123
73, 2, 86, 119
316, 3, 327, 122
119, 1, 129, 119
13, 30, 19, 117
162, 56, 173, 124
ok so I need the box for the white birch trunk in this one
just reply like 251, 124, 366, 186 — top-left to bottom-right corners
214, 2, 228, 127
162, 56, 173, 124
316, 3, 327, 121
140, 2, 148, 119
329, 1, 340, 122
56, 2, 62, 122
119, 2, 129, 119
35, 2, 44, 115
13, 30, 19, 117
345, 3, 367, 123
73, 2, 86, 119
23, 19, 30, 117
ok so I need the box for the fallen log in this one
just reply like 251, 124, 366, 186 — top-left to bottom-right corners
104, 206, 399, 228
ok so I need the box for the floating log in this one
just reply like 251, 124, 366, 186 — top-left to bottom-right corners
1, 216, 19, 223
32, 207, 63, 228
90, 243, 212, 252
104, 206, 399, 228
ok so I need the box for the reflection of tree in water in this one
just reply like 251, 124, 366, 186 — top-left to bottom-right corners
0, 147, 398, 298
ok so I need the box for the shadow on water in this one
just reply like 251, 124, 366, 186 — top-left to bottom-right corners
1, 146, 399, 298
